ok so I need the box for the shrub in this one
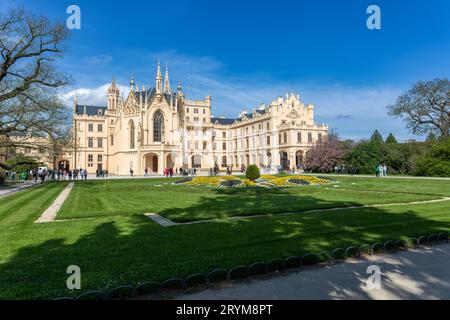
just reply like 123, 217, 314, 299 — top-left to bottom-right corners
414, 137, 450, 177
245, 165, 260, 181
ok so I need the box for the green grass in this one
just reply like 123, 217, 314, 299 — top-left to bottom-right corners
0, 176, 449, 299
58, 178, 440, 221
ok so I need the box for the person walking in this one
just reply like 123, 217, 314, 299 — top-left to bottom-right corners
169, 167, 173, 178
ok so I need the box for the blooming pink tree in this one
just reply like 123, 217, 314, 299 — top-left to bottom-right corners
303, 134, 349, 173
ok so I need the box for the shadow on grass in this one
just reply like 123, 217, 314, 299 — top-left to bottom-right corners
0, 186, 449, 299
158, 186, 374, 222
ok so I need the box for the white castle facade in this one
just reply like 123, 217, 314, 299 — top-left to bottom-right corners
63, 63, 328, 175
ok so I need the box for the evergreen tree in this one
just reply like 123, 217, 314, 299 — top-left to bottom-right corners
344, 139, 388, 174
370, 130, 384, 144
385, 133, 398, 144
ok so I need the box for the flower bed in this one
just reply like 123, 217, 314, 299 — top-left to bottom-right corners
267, 175, 330, 186
176, 175, 330, 187
182, 176, 254, 187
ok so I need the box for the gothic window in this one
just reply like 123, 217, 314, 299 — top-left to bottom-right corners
222, 156, 227, 167
153, 110, 164, 142
129, 120, 135, 149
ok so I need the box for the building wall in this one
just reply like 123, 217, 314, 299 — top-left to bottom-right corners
68, 69, 328, 175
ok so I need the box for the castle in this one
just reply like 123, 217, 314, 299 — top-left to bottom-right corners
62, 62, 328, 175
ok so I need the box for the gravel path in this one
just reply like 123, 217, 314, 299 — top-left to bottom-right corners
35, 182, 74, 223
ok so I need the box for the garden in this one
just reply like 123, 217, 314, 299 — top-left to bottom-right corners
0, 174, 449, 299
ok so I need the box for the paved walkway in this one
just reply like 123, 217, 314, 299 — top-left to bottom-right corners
178, 244, 450, 300
144, 197, 450, 227
35, 182, 74, 223
0, 181, 42, 198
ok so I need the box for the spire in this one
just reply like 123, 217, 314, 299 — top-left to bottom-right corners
156, 60, 162, 94
108, 76, 119, 94
130, 75, 135, 91
74, 91, 78, 113
163, 64, 171, 93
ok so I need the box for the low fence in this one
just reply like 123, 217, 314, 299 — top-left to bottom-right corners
55, 231, 449, 300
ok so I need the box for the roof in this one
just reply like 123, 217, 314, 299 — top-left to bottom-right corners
212, 108, 267, 125
211, 117, 236, 125
75, 105, 107, 116
134, 87, 175, 105
7, 132, 46, 138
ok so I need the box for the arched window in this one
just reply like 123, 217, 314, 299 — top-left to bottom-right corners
129, 120, 135, 149
153, 110, 164, 142
192, 155, 201, 168
222, 156, 227, 167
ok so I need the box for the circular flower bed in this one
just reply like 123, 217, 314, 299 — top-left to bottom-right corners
179, 176, 254, 187
263, 175, 330, 186
175, 174, 330, 187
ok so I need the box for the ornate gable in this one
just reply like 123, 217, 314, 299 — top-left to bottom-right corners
287, 109, 300, 119
123, 91, 140, 116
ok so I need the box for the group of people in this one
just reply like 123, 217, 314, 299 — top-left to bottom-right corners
143, 167, 198, 177
375, 163, 388, 177
209, 165, 225, 176
53, 168, 89, 180
95, 169, 109, 178
4, 168, 91, 182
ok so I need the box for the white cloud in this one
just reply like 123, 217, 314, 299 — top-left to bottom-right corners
82, 54, 113, 66
60, 83, 130, 107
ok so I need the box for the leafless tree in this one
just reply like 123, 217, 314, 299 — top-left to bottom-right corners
387, 79, 450, 138
0, 7, 71, 168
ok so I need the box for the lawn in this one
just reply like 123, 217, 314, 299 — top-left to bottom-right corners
0, 176, 449, 299
58, 177, 442, 222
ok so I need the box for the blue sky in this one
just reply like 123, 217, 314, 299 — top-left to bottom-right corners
2, 0, 450, 140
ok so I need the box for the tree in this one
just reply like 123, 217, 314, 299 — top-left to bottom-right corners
385, 133, 397, 144
426, 132, 437, 142
370, 130, 384, 144
344, 139, 388, 174
0, 8, 71, 167
387, 79, 450, 138
245, 165, 260, 181
303, 134, 349, 172
414, 137, 450, 177
5, 154, 39, 173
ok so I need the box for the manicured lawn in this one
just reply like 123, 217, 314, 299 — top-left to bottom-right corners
0, 176, 449, 299
58, 178, 440, 221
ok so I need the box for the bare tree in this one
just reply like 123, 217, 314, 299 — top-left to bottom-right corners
0, 7, 71, 154
387, 79, 450, 138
